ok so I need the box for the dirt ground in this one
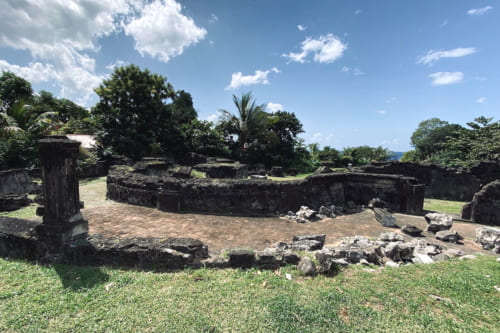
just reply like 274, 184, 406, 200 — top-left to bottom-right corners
80, 178, 494, 256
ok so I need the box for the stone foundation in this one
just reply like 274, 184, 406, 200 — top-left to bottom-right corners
107, 165, 424, 215
463, 180, 500, 226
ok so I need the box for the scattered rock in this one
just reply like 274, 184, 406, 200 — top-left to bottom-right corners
383, 242, 415, 262
425, 213, 453, 233
442, 248, 464, 258
475, 227, 500, 253
293, 234, 326, 246
435, 230, 463, 243
272, 241, 289, 251
227, 249, 255, 268
401, 225, 423, 237
374, 208, 398, 227
318, 205, 335, 218
432, 253, 450, 262
378, 232, 404, 242
413, 253, 433, 264
368, 198, 389, 209
385, 261, 400, 268
297, 257, 316, 276
283, 251, 301, 264
269, 166, 284, 177
290, 239, 323, 251
296, 206, 318, 221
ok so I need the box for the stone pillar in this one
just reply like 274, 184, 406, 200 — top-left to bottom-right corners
36, 135, 88, 250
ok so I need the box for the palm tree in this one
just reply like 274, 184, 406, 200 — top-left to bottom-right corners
218, 92, 267, 152
0, 100, 58, 136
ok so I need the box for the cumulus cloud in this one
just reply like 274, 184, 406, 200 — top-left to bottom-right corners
106, 60, 128, 71
283, 33, 347, 64
386, 97, 397, 103
225, 67, 280, 90
376, 110, 387, 115
266, 103, 284, 112
209, 13, 218, 24
355, 9, 362, 15
429, 72, 464, 85
417, 47, 477, 66
0, 0, 206, 105
309, 132, 335, 145
297, 25, 307, 31
353, 68, 365, 76
476, 97, 486, 104
467, 6, 493, 15
341, 66, 350, 73
206, 113, 219, 122
124, 0, 207, 63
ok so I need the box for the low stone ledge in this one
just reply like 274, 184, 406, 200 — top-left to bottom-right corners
0, 216, 207, 270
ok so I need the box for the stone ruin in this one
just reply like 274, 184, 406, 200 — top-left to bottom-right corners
0, 135, 498, 275
0, 168, 40, 211
106, 163, 425, 215
358, 160, 500, 201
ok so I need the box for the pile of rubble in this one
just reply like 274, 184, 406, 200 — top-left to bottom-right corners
284, 201, 362, 223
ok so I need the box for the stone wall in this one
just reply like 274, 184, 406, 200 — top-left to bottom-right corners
107, 166, 424, 215
358, 161, 486, 201
462, 180, 500, 226
0, 169, 37, 195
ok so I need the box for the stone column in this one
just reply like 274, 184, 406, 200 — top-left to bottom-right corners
36, 135, 88, 250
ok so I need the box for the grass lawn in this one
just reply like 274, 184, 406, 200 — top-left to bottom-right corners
424, 198, 467, 216
0, 256, 498, 332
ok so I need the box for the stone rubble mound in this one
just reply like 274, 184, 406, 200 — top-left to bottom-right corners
285, 203, 362, 223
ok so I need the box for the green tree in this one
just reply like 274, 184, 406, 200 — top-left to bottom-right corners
93, 65, 177, 159
318, 146, 341, 166
218, 92, 267, 160
263, 111, 304, 167
0, 71, 33, 111
341, 145, 394, 166
410, 118, 463, 160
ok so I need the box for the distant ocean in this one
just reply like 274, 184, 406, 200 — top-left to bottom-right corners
390, 152, 405, 161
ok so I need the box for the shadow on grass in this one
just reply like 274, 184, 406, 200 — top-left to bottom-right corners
53, 264, 109, 291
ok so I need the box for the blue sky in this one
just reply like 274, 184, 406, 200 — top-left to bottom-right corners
0, 1, 498, 151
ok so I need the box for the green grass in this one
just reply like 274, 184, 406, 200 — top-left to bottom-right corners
1, 256, 498, 332
424, 198, 467, 215
267, 173, 312, 181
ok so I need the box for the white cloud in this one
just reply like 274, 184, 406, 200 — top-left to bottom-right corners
225, 67, 280, 90
386, 97, 397, 103
439, 20, 449, 28
297, 25, 307, 31
429, 72, 464, 86
380, 138, 400, 147
417, 47, 477, 66
283, 33, 347, 64
209, 13, 218, 24
206, 113, 219, 122
353, 68, 365, 76
467, 6, 493, 16
124, 0, 207, 63
355, 9, 362, 15
106, 60, 128, 71
266, 103, 284, 112
476, 97, 486, 104
308, 132, 335, 145
0, 0, 207, 105
376, 110, 387, 115
341, 66, 350, 73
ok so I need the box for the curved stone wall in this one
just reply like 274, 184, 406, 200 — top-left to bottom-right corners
106, 165, 424, 215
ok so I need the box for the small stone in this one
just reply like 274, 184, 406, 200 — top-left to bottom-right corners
378, 232, 404, 242
293, 234, 326, 245
435, 230, 463, 243
297, 257, 317, 276
413, 253, 433, 264
250, 175, 267, 180
359, 258, 370, 266
283, 251, 300, 264
442, 248, 464, 258
368, 198, 389, 209
285, 273, 292, 280
332, 258, 349, 267
227, 249, 255, 268
459, 254, 477, 260
425, 213, 453, 233
385, 261, 400, 268
401, 225, 423, 236
432, 253, 450, 262
296, 206, 317, 220
272, 241, 289, 251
